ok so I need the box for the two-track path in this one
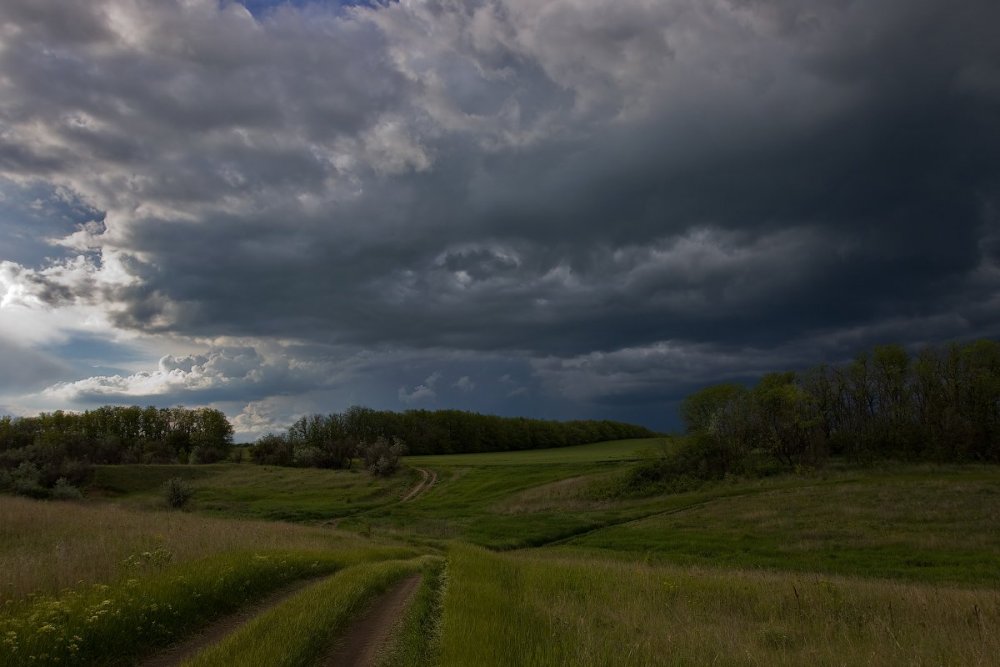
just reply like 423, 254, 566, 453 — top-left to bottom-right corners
140, 577, 326, 667
400, 467, 437, 503
141, 574, 423, 667
322, 574, 422, 667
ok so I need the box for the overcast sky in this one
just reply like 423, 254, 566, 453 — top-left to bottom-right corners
1, 0, 998, 439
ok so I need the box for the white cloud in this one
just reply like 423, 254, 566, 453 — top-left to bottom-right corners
454, 375, 475, 392
398, 371, 442, 404
40, 345, 315, 401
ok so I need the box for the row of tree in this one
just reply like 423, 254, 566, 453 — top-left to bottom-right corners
676, 339, 1000, 480
0, 406, 234, 496
252, 407, 656, 469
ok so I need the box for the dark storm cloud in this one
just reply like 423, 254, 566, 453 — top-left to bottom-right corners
1, 0, 999, 427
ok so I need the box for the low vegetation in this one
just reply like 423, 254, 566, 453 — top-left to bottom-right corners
1, 551, 344, 666
440, 545, 999, 666
90, 463, 418, 521
0, 495, 411, 600
186, 557, 438, 667
570, 466, 1000, 585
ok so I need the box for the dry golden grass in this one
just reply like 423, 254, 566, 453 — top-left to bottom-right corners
0, 496, 378, 601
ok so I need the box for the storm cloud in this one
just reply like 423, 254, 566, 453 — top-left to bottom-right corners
0, 0, 998, 436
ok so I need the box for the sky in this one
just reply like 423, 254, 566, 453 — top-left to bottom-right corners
0, 0, 998, 440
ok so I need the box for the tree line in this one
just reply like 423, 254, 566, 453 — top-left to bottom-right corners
0, 406, 234, 497
251, 407, 656, 469
638, 339, 1000, 491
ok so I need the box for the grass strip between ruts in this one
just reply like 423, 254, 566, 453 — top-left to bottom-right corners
375, 558, 447, 667
184, 556, 439, 667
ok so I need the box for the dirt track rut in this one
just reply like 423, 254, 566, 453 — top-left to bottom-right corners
401, 467, 437, 502
322, 574, 422, 667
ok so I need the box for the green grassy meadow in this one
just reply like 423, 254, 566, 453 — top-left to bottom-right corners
403, 437, 665, 465
92, 464, 419, 522
2, 441, 999, 665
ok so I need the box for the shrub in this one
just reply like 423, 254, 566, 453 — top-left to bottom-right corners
612, 434, 754, 498
293, 446, 325, 468
51, 477, 83, 500
58, 458, 93, 487
10, 461, 48, 498
163, 477, 194, 509
361, 436, 407, 476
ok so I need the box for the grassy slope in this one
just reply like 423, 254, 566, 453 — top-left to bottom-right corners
347, 438, 674, 547
0, 495, 405, 600
403, 437, 667, 466
565, 467, 1000, 585
6, 438, 1000, 665
92, 463, 419, 522
440, 545, 1000, 666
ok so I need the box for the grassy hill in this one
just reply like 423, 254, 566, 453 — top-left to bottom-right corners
3, 440, 998, 665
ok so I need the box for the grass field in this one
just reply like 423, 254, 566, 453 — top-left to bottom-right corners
0, 495, 410, 601
403, 437, 667, 466
4, 439, 1000, 665
92, 463, 419, 522
441, 545, 1000, 666
566, 468, 1000, 585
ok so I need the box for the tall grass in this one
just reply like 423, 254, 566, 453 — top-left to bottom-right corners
0, 495, 395, 600
0, 551, 345, 666
376, 558, 447, 667
185, 556, 439, 667
441, 545, 1000, 666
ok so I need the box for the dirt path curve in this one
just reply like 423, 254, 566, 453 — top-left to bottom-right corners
400, 467, 437, 502
323, 574, 422, 667
140, 576, 327, 667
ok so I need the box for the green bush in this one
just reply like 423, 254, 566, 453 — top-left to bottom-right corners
163, 477, 194, 509
10, 461, 48, 498
362, 436, 407, 476
51, 477, 83, 500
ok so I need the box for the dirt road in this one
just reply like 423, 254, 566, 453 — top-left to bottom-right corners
322, 574, 422, 667
401, 467, 437, 502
